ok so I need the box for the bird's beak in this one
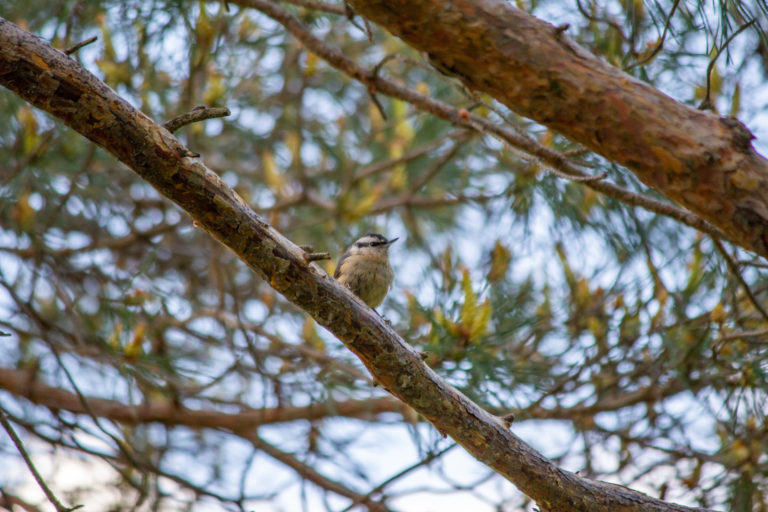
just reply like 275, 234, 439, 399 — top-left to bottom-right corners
386, 237, 399, 245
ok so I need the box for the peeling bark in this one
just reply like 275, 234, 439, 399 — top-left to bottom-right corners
347, 0, 768, 258
0, 17, 714, 512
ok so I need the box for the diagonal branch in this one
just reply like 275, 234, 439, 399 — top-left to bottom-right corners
0, 17, 714, 512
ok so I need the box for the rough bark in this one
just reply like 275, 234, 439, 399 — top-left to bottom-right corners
0, 17, 714, 512
347, 0, 768, 258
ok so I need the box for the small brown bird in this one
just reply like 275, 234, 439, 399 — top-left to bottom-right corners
334, 233, 398, 308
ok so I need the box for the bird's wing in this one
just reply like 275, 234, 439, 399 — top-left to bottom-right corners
333, 252, 350, 279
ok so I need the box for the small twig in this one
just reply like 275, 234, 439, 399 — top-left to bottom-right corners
361, 17, 374, 43
712, 236, 768, 322
1, 489, 42, 512
625, 0, 680, 71
344, 2, 373, 42
0, 409, 82, 512
546, 168, 608, 183
575, 0, 630, 43
554, 23, 570, 36
368, 89, 388, 120
340, 444, 458, 512
698, 20, 756, 111
719, 328, 768, 341
305, 251, 330, 262
366, 54, 401, 121
408, 132, 470, 193
64, 35, 97, 55
353, 130, 468, 185
300, 245, 330, 262
163, 106, 231, 133
562, 146, 592, 158
45, 344, 148, 481
279, 0, 345, 15
735, 259, 768, 269
372, 53, 398, 78
249, 432, 391, 511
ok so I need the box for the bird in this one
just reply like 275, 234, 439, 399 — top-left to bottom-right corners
334, 233, 398, 308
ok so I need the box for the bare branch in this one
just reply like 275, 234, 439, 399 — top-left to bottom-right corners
712, 237, 768, 322
163, 105, 231, 133
64, 35, 97, 55
344, 1, 374, 41
304, 251, 331, 261
4, 411, 275, 509
698, 20, 756, 111
719, 327, 768, 341
1, 489, 45, 512
0, 408, 82, 512
278, 0, 345, 15
625, 0, 681, 70
546, 168, 608, 183
0, 367, 405, 429
246, 432, 392, 511
341, 444, 458, 511
352, 130, 470, 184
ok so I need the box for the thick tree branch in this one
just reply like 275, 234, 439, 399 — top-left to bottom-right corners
345, 0, 768, 258
0, 18, 713, 512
